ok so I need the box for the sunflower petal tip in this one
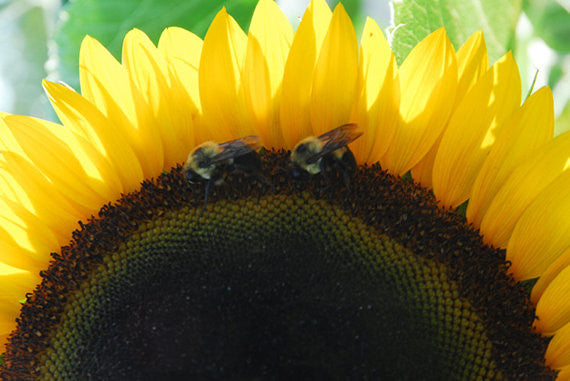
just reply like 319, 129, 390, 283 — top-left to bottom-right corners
81, 35, 96, 46
331, 0, 352, 19
218, 6, 228, 16
124, 28, 151, 43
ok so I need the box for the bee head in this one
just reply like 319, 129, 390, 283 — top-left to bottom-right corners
183, 141, 221, 180
290, 136, 323, 175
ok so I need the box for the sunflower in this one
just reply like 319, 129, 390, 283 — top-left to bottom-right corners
1, 0, 569, 378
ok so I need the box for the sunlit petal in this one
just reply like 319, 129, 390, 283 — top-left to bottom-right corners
242, 0, 293, 147
467, 87, 554, 228
381, 28, 457, 175
535, 266, 570, 334
199, 7, 248, 142
480, 130, 570, 248
310, 3, 359, 137
411, 30, 488, 186
432, 53, 521, 208
280, 0, 332, 148
351, 18, 399, 164
506, 171, 570, 280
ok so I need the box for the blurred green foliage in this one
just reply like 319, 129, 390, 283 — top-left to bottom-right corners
523, 0, 570, 53
55, 0, 258, 90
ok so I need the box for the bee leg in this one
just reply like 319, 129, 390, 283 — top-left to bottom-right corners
202, 179, 213, 213
342, 170, 352, 193
341, 171, 354, 210
340, 149, 357, 191
319, 160, 332, 194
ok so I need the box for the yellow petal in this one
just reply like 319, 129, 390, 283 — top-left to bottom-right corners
0, 199, 59, 266
158, 26, 203, 114
280, 0, 332, 149
5, 114, 123, 213
382, 28, 457, 175
2, 114, 111, 211
0, 271, 38, 300
79, 35, 139, 146
199, 7, 248, 142
0, 152, 82, 241
242, 0, 293, 147
432, 52, 521, 208
480, 130, 570, 248
310, 3, 359, 137
0, 115, 26, 156
506, 171, 570, 280
454, 30, 489, 106
467, 86, 554, 227
531, 247, 570, 305
0, 225, 43, 272
43, 81, 144, 194
0, 270, 37, 303
123, 29, 193, 169
545, 322, 570, 369
0, 176, 49, 270
80, 35, 164, 178
411, 30, 488, 186
0, 262, 27, 277
535, 265, 570, 334
351, 17, 399, 164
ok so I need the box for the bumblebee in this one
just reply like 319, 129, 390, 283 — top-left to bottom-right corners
184, 136, 264, 208
290, 123, 362, 187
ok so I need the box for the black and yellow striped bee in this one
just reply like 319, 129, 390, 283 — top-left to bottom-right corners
289, 123, 362, 187
184, 136, 263, 208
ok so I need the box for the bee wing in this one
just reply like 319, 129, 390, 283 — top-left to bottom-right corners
208, 135, 262, 164
306, 124, 362, 164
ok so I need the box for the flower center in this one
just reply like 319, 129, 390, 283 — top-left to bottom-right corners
1, 151, 553, 379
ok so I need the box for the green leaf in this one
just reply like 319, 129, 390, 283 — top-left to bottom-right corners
390, 0, 522, 65
523, 0, 570, 53
54, 0, 258, 89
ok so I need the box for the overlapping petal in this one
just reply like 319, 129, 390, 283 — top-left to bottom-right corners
158, 27, 203, 114
123, 29, 195, 169
411, 30, 489, 187
242, 0, 293, 148
199, 7, 248, 141
467, 87, 554, 227
545, 321, 570, 371
2, 114, 113, 211
310, 3, 359, 137
531, 248, 570, 304
479, 130, 570, 249
351, 18, 399, 164
506, 170, 570, 280
80, 35, 165, 176
280, 0, 332, 148
535, 265, 570, 334
432, 53, 521, 208
381, 28, 457, 175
